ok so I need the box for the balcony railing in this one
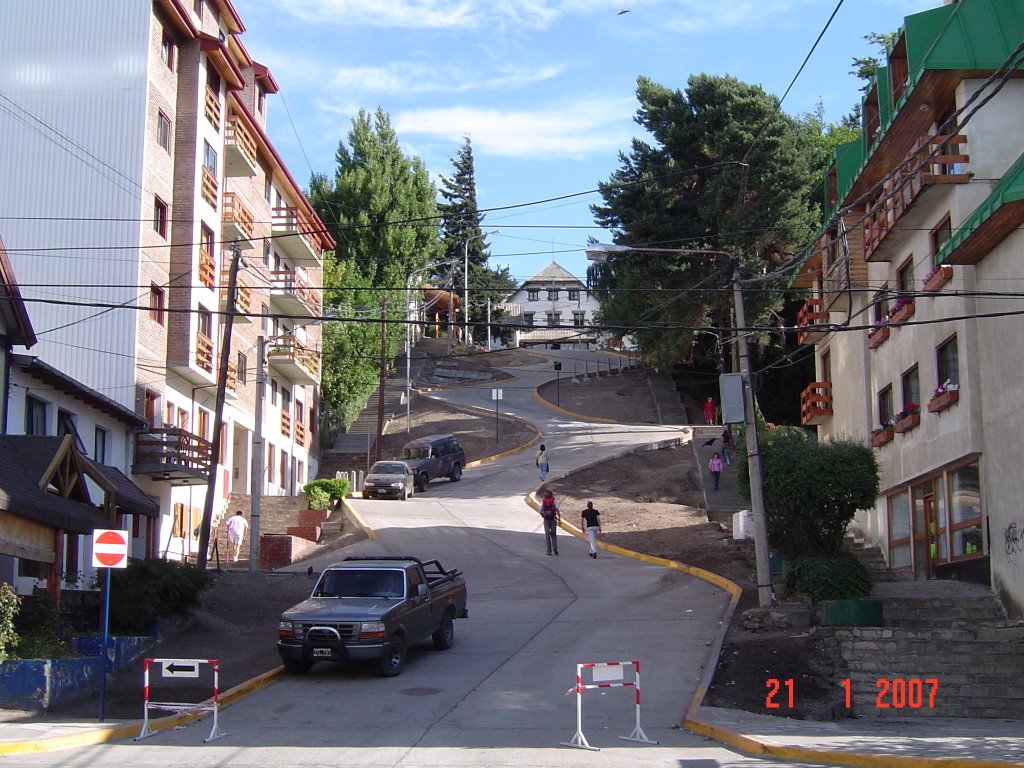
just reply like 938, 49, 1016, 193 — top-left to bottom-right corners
267, 334, 319, 385
800, 381, 833, 426
295, 420, 307, 447
272, 206, 321, 266
204, 85, 221, 131
133, 428, 213, 484
222, 192, 255, 244
201, 166, 219, 209
225, 115, 258, 176
220, 273, 252, 320
196, 331, 214, 373
796, 298, 829, 345
863, 135, 969, 262
224, 359, 238, 395
270, 269, 321, 316
281, 410, 292, 437
199, 248, 216, 288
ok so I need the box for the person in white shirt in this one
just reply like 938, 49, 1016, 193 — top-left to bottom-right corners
225, 510, 249, 562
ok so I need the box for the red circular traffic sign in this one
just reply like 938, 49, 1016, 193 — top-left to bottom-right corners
93, 529, 129, 568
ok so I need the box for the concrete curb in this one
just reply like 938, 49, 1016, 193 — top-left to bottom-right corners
341, 497, 377, 540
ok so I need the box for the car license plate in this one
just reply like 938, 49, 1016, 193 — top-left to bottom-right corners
313, 648, 332, 658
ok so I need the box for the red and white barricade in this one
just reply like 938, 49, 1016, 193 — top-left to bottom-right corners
561, 660, 657, 750
136, 658, 225, 742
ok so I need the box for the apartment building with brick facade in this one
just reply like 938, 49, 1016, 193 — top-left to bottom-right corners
792, 0, 1024, 615
0, 0, 333, 569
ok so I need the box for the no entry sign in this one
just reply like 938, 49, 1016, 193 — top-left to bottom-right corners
92, 529, 129, 568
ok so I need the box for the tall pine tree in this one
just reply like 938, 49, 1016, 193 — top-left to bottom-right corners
438, 136, 516, 344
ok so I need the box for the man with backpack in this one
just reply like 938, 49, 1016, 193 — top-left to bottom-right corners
539, 490, 560, 555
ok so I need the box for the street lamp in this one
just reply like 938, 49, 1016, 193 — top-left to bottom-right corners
464, 229, 499, 346
586, 242, 773, 609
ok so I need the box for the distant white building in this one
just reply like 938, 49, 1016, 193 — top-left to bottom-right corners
500, 262, 601, 348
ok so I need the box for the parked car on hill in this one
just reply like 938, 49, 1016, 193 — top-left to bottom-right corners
400, 434, 466, 492
362, 461, 415, 500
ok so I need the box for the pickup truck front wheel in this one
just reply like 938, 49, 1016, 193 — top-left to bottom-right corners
282, 657, 313, 675
432, 611, 455, 650
379, 635, 407, 677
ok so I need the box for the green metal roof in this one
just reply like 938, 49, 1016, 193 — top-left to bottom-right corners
938, 149, 1024, 264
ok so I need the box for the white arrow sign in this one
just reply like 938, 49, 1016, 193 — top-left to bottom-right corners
161, 660, 201, 678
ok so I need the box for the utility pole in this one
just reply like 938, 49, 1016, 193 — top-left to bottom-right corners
248, 336, 265, 572
732, 260, 773, 608
374, 296, 387, 462
197, 243, 242, 571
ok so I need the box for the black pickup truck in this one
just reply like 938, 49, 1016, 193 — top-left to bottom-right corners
277, 556, 468, 677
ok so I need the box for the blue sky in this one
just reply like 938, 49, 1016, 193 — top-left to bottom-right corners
237, 0, 936, 285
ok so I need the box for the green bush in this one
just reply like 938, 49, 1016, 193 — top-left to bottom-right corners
303, 478, 349, 509
736, 427, 879, 557
108, 559, 212, 634
0, 583, 19, 662
13, 597, 74, 660
782, 553, 872, 601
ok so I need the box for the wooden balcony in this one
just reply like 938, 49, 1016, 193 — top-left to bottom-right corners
225, 115, 258, 177
281, 410, 292, 437
204, 85, 221, 131
199, 248, 216, 288
863, 135, 969, 262
799, 381, 833, 426
270, 269, 321, 317
222, 192, 255, 247
224, 359, 239, 398
220, 274, 252, 322
796, 298, 829, 345
295, 420, 307, 447
133, 428, 213, 485
201, 165, 219, 210
267, 334, 319, 385
272, 206, 321, 267
196, 331, 214, 373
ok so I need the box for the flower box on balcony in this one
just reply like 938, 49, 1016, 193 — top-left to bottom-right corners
928, 389, 960, 414
867, 325, 890, 350
895, 413, 921, 434
923, 265, 953, 293
889, 300, 915, 325
870, 427, 895, 448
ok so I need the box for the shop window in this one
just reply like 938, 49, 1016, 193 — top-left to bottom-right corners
888, 491, 912, 568
950, 463, 983, 557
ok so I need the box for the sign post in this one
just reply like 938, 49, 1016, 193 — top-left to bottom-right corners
491, 388, 503, 442
554, 362, 562, 406
92, 529, 129, 722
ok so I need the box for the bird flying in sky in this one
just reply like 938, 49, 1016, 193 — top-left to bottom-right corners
618, 9, 630, 15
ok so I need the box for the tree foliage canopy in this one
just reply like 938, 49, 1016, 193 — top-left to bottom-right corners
310, 108, 443, 431
589, 74, 822, 370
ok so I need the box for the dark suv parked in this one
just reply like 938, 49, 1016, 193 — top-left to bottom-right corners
400, 434, 466, 492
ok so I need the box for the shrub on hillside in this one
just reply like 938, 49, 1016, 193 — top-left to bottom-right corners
109, 559, 212, 634
736, 427, 879, 557
782, 553, 872, 601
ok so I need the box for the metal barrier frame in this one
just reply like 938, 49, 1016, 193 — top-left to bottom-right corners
136, 658, 225, 742
561, 660, 658, 750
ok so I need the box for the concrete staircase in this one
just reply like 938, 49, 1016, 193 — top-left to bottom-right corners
819, 539, 1022, 718
226, 493, 335, 543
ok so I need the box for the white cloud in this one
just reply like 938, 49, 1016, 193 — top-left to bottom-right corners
329, 61, 565, 95
271, 0, 560, 30
393, 98, 637, 158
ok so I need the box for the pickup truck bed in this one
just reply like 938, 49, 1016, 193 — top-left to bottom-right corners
277, 556, 468, 677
